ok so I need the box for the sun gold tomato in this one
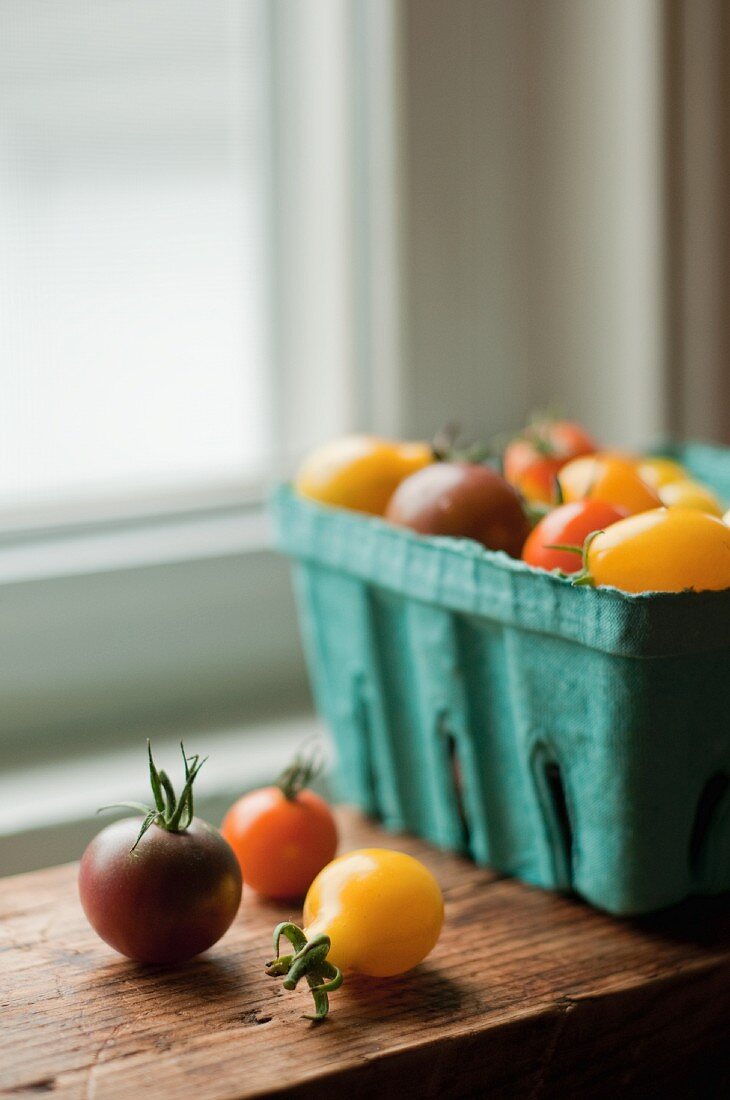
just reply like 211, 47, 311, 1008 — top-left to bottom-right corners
302, 849, 443, 977
522, 501, 628, 574
637, 456, 687, 489
295, 435, 433, 515
585, 508, 730, 593
558, 454, 661, 515
222, 785, 337, 900
503, 420, 597, 504
657, 479, 724, 517
266, 848, 444, 1020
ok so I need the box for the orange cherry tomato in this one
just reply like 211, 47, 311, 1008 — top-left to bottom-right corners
558, 454, 662, 515
584, 508, 730, 593
221, 752, 338, 900
522, 501, 628, 574
504, 419, 597, 504
295, 435, 433, 515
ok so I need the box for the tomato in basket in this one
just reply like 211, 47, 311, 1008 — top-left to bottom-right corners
295, 434, 432, 515
576, 507, 730, 593
558, 454, 661, 515
504, 418, 597, 504
522, 500, 628, 574
657, 479, 724, 517
385, 461, 530, 557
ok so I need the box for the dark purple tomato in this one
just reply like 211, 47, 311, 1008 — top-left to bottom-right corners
79, 816, 242, 964
385, 462, 529, 557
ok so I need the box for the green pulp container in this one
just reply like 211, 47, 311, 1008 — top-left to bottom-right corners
272, 442, 730, 915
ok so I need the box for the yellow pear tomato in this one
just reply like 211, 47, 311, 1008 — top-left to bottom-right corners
558, 454, 661, 515
266, 848, 444, 1019
657, 478, 724, 517
295, 435, 433, 515
637, 456, 687, 489
581, 508, 730, 593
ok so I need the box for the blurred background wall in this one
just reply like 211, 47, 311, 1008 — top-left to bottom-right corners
390, 0, 729, 448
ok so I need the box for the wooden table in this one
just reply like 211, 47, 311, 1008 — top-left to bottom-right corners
2, 809, 729, 1099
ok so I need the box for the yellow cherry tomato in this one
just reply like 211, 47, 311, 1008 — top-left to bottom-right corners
657, 478, 724, 517
583, 508, 730, 593
303, 848, 443, 976
637, 456, 687, 489
266, 848, 444, 1019
558, 453, 662, 515
295, 435, 433, 515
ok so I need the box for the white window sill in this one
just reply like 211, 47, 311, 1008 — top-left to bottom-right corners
0, 712, 328, 878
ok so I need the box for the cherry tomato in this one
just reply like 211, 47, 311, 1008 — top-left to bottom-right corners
503, 444, 563, 505
582, 508, 730, 593
79, 745, 242, 964
521, 501, 628, 574
295, 435, 433, 515
385, 462, 530, 557
637, 456, 687, 489
657, 479, 724, 517
558, 454, 661, 515
504, 419, 597, 504
221, 749, 338, 900
266, 848, 444, 1019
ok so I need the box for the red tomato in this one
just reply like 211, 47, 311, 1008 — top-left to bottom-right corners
385, 462, 530, 557
504, 420, 597, 504
503, 443, 564, 505
522, 501, 628, 574
79, 745, 242, 964
222, 751, 338, 900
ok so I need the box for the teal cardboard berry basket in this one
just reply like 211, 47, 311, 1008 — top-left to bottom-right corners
272, 442, 730, 915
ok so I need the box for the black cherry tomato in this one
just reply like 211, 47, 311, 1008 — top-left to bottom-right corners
79, 744, 242, 964
385, 462, 529, 557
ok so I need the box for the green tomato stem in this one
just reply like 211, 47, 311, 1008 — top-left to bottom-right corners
550, 528, 603, 587
276, 743, 323, 802
99, 741, 207, 850
265, 922, 343, 1021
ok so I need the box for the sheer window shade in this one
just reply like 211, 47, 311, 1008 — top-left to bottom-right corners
0, 0, 271, 512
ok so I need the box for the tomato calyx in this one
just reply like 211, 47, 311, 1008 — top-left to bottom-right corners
431, 424, 491, 465
266, 921, 343, 1021
276, 742, 324, 802
544, 529, 604, 586
506, 409, 575, 461
99, 741, 207, 851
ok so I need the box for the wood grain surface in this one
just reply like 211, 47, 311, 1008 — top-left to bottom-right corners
1, 808, 729, 1099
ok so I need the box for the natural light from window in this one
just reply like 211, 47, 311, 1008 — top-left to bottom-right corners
0, 0, 270, 512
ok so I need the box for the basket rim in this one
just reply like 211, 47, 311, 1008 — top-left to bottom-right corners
272, 481, 730, 659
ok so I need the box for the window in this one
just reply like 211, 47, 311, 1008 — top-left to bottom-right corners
0, 0, 400, 775
0, 0, 271, 517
